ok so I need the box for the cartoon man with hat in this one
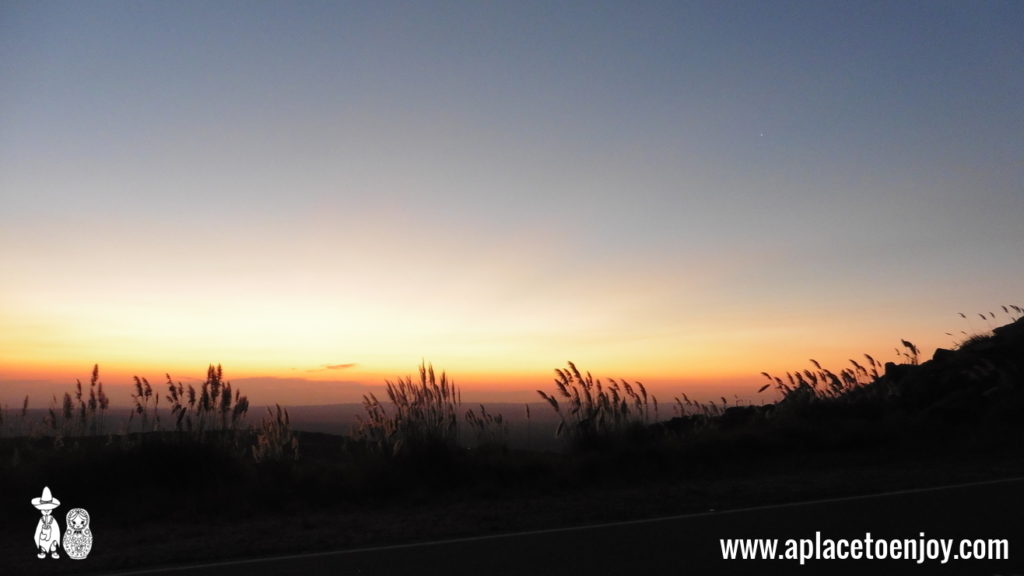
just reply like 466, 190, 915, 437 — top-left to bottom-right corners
32, 486, 61, 559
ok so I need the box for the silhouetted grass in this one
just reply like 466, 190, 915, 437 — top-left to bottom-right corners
464, 403, 508, 448
355, 361, 461, 456
128, 375, 159, 432
42, 365, 110, 444
537, 362, 657, 449
946, 305, 1023, 347
355, 361, 510, 456
252, 404, 299, 463
0, 395, 31, 438
164, 364, 250, 439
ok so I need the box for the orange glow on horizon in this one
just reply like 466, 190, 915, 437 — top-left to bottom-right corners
0, 220, 969, 409
1, 320, 953, 409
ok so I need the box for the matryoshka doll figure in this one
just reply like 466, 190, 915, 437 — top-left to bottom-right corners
63, 508, 93, 560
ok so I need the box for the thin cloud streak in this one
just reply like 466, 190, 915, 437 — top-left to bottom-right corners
307, 363, 358, 372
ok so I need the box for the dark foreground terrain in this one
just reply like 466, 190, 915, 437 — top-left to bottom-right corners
2, 317, 1023, 575
109, 477, 1024, 576
4, 448, 1023, 576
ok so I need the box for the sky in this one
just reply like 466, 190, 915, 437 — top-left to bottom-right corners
1, 1, 1022, 406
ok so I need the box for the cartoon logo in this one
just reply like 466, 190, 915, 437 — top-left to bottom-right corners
31, 486, 93, 561
32, 486, 61, 559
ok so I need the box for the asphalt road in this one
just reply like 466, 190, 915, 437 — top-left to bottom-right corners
112, 478, 1024, 576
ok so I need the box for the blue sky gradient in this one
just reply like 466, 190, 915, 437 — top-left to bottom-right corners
2, 1, 1022, 402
